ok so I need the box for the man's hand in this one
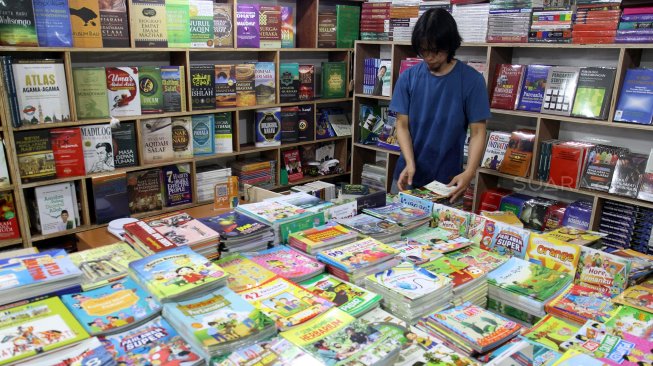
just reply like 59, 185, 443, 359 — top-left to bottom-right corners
397, 164, 416, 191
447, 170, 475, 203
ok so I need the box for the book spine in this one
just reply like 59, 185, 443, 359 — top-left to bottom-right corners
0, 57, 20, 128
621, 14, 653, 22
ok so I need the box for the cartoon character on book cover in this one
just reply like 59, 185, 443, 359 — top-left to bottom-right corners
303, 276, 368, 307
605, 307, 653, 342
488, 223, 530, 259
196, 308, 270, 347
200, 212, 268, 237
217, 255, 276, 293
523, 315, 578, 352
431, 205, 470, 237
447, 246, 506, 274
551, 285, 618, 323
249, 247, 323, 279
575, 247, 631, 298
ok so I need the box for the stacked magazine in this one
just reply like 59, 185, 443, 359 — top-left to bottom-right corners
363, 203, 431, 226
317, 237, 401, 285
144, 212, 221, 260
163, 286, 277, 358
422, 256, 489, 308
199, 210, 274, 254
337, 213, 403, 242
288, 223, 359, 256
246, 246, 324, 282
365, 261, 453, 323
236, 200, 309, 244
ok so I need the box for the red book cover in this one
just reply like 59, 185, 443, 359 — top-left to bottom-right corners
491, 64, 524, 110
50, 128, 86, 178
477, 188, 513, 214
283, 149, 304, 183
549, 143, 584, 188
543, 202, 567, 231
498, 130, 536, 178
0, 192, 20, 239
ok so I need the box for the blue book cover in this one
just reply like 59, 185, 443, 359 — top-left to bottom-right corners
33, 0, 73, 47
615, 68, 653, 125
192, 114, 216, 155
61, 277, 161, 336
499, 193, 534, 217
398, 191, 434, 214
0, 249, 81, 292
488, 221, 531, 259
517, 65, 550, 112
102, 316, 202, 365
198, 211, 270, 239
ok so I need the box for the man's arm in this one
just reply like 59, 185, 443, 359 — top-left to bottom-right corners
396, 113, 415, 191
447, 122, 486, 202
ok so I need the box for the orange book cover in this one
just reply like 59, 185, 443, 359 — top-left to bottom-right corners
498, 130, 536, 177
214, 176, 239, 210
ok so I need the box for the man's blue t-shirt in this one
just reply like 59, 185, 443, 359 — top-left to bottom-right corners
390, 60, 491, 188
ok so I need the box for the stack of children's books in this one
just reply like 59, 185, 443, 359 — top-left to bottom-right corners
487, 257, 573, 324
0, 249, 83, 305
68, 242, 143, 291
199, 210, 274, 254
216, 254, 278, 293
390, 239, 444, 265
520, 314, 578, 356
300, 273, 382, 318
365, 261, 453, 323
545, 284, 620, 325
575, 246, 631, 298
236, 200, 309, 244
128, 246, 229, 302
317, 237, 401, 285
403, 225, 473, 254
417, 302, 523, 357
144, 212, 221, 260
265, 191, 333, 213
337, 213, 404, 242
163, 286, 277, 359
123, 219, 184, 256
246, 246, 324, 282
19, 337, 115, 366
61, 277, 162, 336
422, 256, 489, 308
288, 223, 359, 256
209, 337, 322, 365
363, 202, 431, 227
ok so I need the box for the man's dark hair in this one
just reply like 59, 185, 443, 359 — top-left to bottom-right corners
95, 142, 112, 153
411, 8, 462, 62
61, 210, 68, 215
379, 66, 387, 71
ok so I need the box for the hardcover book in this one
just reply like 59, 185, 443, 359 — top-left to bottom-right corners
0, 193, 20, 239
138, 66, 164, 114
162, 164, 192, 206
575, 246, 631, 297
491, 64, 524, 110
166, 0, 190, 48
213, 3, 233, 47
129, 0, 168, 47
236, 4, 259, 48
73, 67, 110, 119
282, 148, 303, 182
614, 68, 653, 125
540, 66, 581, 116
321, 62, 347, 99
317, 12, 337, 48
498, 129, 536, 177
111, 122, 139, 168
0, 0, 37, 47
215, 254, 277, 293
214, 112, 233, 154
517, 65, 551, 112
12, 59, 70, 125
580, 144, 625, 191
235, 63, 256, 107
189, 0, 213, 48
190, 64, 215, 110
127, 169, 163, 214
35, 182, 78, 234
279, 63, 299, 103
141, 118, 173, 164
69, 0, 102, 47
33, 0, 72, 47
50, 127, 85, 178
609, 152, 648, 197
335, 5, 360, 48
215, 65, 236, 108
105, 66, 141, 116
247, 246, 324, 281
571, 67, 616, 120
299, 64, 315, 101
79, 124, 114, 175
14, 130, 56, 182
255, 62, 276, 105
91, 173, 129, 224
100, 0, 130, 47
171, 116, 193, 159
255, 107, 281, 147
161, 65, 185, 112
259, 5, 281, 48
481, 131, 511, 170
192, 114, 215, 155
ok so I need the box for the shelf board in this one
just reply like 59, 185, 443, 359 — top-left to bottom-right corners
353, 93, 392, 101
354, 40, 653, 50
353, 142, 401, 156
491, 109, 653, 131
0, 184, 14, 192
30, 225, 95, 242
0, 46, 354, 53
0, 237, 24, 248
274, 172, 351, 190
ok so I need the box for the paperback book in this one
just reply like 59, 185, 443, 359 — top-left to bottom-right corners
141, 118, 173, 164
575, 246, 631, 298
215, 254, 277, 293
517, 65, 551, 112
190, 64, 215, 110
317, 237, 399, 273
68, 242, 142, 290
35, 182, 78, 235
545, 284, 619, 324
571, 67, 616, 120
482, 131, 511, 170
12, 59, 70, 125
300, 273, 382, 317
614, 68, 653, 125
105, 67, 141, 116
525, 234, 581, 274
540, 66, 580, 116
487, 257, 572, 302
247, 246, 324, 282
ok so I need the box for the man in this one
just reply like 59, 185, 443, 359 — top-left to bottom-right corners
390, 9, 490, 202
88, 142, 114, 173
57, 210, 74, 232
372, 65, 387, 96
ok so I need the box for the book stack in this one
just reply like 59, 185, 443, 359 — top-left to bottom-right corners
390, 239, 444, 265
617, 6, 653, 43
317, 237, 401, 285
0, 249, 83, 306
301, 273, 382, 317
128, 246, 229, 302
68, 242, 142, 291
266, 191, 333, 213
236, 200, 308, 244
390, 1, 420, 42
246, 246, 325, 282
417, 302, 523, 357
230, 159, 277, 192
363, 202, 431, 227
545, 284, 620, 325
290, 181, 338, 201
199, 211, 273, 254
529, 9, 573, 43
361, 1, 392, 41
163, 286, 277, 359
123, 219, 186, 256
572, 0, 622, 44
598, 200, 653, 254
143, 212, 221, 259
209, 337, 321, 365
609, 249, 653, 285
419, 0, 452, 17
337, 213, 404, 242
422, 256, 489, 307
288, 223, 359, 256
365, 261, 453, 323
452, 3, 490, 43
19, 337, 115, 366
196, 165, 231, 202
487, 1, 532, 43
487, 257, 573, 324
403, 225, 473, 252
362, 162, 388, 190
215, 254, 277, 293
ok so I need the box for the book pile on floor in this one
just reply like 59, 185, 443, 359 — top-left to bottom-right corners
365, 261, 453, 323
196, 165, 232, 202
289, 223, 359, 255
199, 210, 275, 254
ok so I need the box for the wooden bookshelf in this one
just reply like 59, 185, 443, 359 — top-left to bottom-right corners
351, 40, 653, 230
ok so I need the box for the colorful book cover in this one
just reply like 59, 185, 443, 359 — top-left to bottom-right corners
61, 277, 161, 336
239, 277, 334, 330
171, 116, 193, 159
161, 66, 185, 112
255, 62, 276, 105
190, 64, 215, 110
336, 214, 401, 236
128, 246, 228, 300
366, 261, 452, 300
215, 65, 236, 108
72, 67, 110, 120
214, 112, 233, 154
19, 336, 115, 366
551, 349, 607, 366
192, 114, 215, 155
301, 273, 381, 317
614, 68, 653, 125
189, 0, 213, 47
105, 66, 141, 116
543, 227, 605, 246
299, 64, 314, 100
498, 130, 536, 178
481, 210, 523, 227
213, 3, 233, 48
12, 59, 70, 125
390, 239, 444, 265
0, 192, 19, 240
522, 315, 579, 352
278, 211, 326, 245
126, 168, 163, 214
485, 221, 531, 259
199, 211, 270, 239
236, 200, 306, 225
575, 246, 631, 298
0, 0, 38, 47
364, 203, 430, 224
50, 128, 85, 178
317, 237, 399, 273
33, 0, 72, 47
571, 67, 616, 120
69, 242, 142, 290
525, 234, 581, 274
235, 63, 256, 107
281, 6, 294, 48
129, 0, 168, 47
138, 66, 164, 114
145, 212, 218, 247
259, 5, 281, 48
215, 254, 277, 293
288, 224, 355, 253
605, 306, 653, 342
247, 246, 324, 281
102, 316, 201, 365
162, 164, 192, 206
211, 337, 320, 366
406, 225, 472, 252
69, 0, 102, 48
236, 4, 259, 48
482, 131, 512, 170
0, 249, 81, 292
421, 256, 485, 288
431, 203, 470, 237
487, 257, 572, 302
541, 66, 581, 116
580, 145, 624, 192
35, 182, 78, 235
100, 0, 130, 47
255, 107, 281, 147
445, 246, 507, 274
0, 297, 89, 365
517, 65, 551, 112
547, 284, 619, 324
491, 64, 524, 110
613, 285, 653, 314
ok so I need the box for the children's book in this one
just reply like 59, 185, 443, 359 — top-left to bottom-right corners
481, 210, 523, 227
288, 224, 357, 254
525, 234, 581, 274
69, 242, 143, 290
145, 212, 220, 247
317, 237, 399, 273
483, 221, 531, 259
0, 297, 89, 365
551, 349, 607, 366
0, 249, 82, 293
236, 201, 306, 224
18, 337, 115, 366
101, 316, 202, 365
246, 246, 324, 281
604, 306, 653, 342
239, 277, 334, 330
445, 246, 507, 274
421, 257, 485, 288
575, 246, 631, 298
431, 203, 471, 237
545, 284, 619, 324
366, 262, 452, 301
487, 257, 572, 302
483, 337, 561, 366
543, 227, 606, 246
363, 203, 431, 224
61, 277, 161, 336
215, 254, 277, 293
128, 246, 228, 301
198, 211, 270, 239
522, 315, 579, 352
211, 337, 322, 366
336, 214, 402, 236
280, 308, 403, 366
390, 239, 444, 265
300, 273, 382, 317
613, 285, 653, 314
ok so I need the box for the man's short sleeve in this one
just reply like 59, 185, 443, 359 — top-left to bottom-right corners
465, 72, 492, 124
390, 69, 410, 115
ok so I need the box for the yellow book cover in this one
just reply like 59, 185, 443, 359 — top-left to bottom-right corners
525, 234, 581, 274
216, 254, 277, 293
543, 227, 606, 246
280, 308, 354, 346
129, 0, 169, 47
481, 210, 523, 228
69, 0, 103, 48
614, 285, 653, 314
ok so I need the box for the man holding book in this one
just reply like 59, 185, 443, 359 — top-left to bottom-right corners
390, 9, 490, 202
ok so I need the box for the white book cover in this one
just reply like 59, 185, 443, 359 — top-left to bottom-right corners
328, 113, 352, 137
12, 59, 70, 125
141, 117, 174, 164
380, 59, 392, 97
80, 124, 115, 174
171, 116, 193, 159
35, 182, 78, 235
0, 140, 10, 188
105, 67, 141, 117
481, 131, 511, 170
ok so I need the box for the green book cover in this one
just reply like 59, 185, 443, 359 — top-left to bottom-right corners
278, 211, 326, 244
571, 67, 616, 120
0, 0, 38, 47
279, 63, 299, 103
301, 273, 381, 317
335, 5, 360, 48
321, 62, 346, 99
605, 306, 653, 341
139, 66, 164, 114
214, 112, 233, 154
487, 257, 572, 302
190, 0, 214, 48
166, 0, 191, 48
521, 314, 578, 351
73, 67, 110, 120
487, 297, 542, 325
